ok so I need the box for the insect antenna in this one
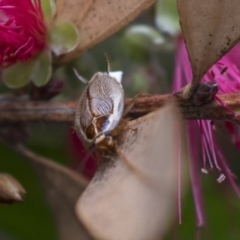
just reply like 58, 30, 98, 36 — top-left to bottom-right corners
104, 53, 111, 74
73, 68, 88, 84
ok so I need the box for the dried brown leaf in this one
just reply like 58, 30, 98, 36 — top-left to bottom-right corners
14, 145, 93, 240
55, 0, 155, 63
76, 103, 189, 240
177, 0, 240, 96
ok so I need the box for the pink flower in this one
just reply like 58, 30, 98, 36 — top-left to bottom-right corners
0, 0, 47, 68
173, 36, 240, 226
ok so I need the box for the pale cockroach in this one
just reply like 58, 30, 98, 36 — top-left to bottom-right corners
74, 56, 125, 151
74, 56, 141, 174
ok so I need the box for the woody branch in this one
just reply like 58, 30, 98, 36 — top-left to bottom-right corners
0, 92, 240, 124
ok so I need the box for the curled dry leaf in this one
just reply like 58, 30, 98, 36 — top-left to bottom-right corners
177, 0, 240, 98
55, 0, 155, 63
14, 145, 93, 240
0, 173, 26, 204
76, 103, 189, 240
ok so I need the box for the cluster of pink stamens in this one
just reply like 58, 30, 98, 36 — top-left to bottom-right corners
0, 0, 47, 67
199, 60, 240, 181
173, 36, 240, 226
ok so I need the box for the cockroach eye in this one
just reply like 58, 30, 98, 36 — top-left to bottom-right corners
74, 65, 124, 150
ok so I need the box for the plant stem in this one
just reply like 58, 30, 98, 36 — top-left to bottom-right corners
0, 92, 240, 124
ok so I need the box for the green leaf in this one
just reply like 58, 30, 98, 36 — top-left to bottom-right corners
125, 24, 165, 49
31, 50, 52, 87
40, 0, 56, 20
2, 61, 34, 88
155, 0, 180, 36
49, 22, 80, 56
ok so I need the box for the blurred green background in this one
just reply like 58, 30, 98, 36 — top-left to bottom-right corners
1, 0, 240, 239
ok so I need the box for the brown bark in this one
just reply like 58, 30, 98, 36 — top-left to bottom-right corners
0, 92, 240, 124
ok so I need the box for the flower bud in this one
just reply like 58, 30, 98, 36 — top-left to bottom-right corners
0, 173, 26, 204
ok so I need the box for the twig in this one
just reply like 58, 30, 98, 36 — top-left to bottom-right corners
0, 92, 240, 124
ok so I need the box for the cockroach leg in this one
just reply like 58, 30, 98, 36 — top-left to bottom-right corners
123, 92, 146, 117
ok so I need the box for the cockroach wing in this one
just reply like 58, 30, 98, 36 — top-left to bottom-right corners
75, 103, 189, 240
177, 0, 240, 90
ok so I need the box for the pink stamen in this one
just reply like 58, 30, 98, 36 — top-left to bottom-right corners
205, 121, 222, 171
188, 122, 205, 226
201, 123, 214, 169
177, 124, 182, 224
0, 0, 47, 67
199, 120, 207, 170
211, 70, 215, 78
215, 95, 238, 117
215, 145, 240, 196
220, 66, 228, 75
